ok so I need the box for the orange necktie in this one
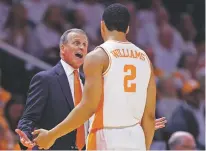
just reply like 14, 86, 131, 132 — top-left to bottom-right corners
74, 70, 85, 150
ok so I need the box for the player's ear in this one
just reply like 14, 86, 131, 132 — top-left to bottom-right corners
126, 26, 129, 34
101, 21, 105, 32
100, 20, 106, 39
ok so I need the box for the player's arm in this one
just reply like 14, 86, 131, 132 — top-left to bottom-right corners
141, 62, 156, 150
49, 48, 105, 139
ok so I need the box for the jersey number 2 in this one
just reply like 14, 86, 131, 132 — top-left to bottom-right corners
124, 65, 136, 92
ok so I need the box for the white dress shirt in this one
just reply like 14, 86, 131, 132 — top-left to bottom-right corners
60, 59, 89, 141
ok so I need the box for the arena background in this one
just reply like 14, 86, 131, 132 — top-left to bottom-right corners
0, 0, 205, 150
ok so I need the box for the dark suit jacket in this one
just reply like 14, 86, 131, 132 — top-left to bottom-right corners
18, 62, 85, 150
165, 102, 205, 150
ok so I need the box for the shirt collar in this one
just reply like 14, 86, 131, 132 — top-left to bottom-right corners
61, 59, 78, 76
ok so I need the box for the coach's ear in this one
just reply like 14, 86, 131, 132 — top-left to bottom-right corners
126, 26, 129, 34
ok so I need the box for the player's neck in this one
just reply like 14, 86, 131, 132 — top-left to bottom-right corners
106, 31, 128, 42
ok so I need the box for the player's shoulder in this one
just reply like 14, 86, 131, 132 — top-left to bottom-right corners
132, 44, 152, 65
97, 41, 111, 48
85, 46, 106, 63
83, 46, 106, 72
89, 45, 105, 57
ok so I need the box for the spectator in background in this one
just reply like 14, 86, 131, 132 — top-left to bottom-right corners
4, 97, 24, 150
153, 24, 180, 75
137, 5, 168, 49
65, 0, 80, 11
137, 5, 183, 51
28, 5, 71, 65
155, 7, 183, 51
177, 13, 197, 54
71, 9, 95, 50
0, 0, 12, 39
72, 9, 86, 30
136, 0, 157, 28
45, 0, 70, 8
151, 0, 163, 10
76, 0, 104, 45
173, 52, 196, 89
0, 87, 11, 103
21, 0, 49, 26
156, 76, 181, 121
4, 95, 25, 133
2, 3, 31, 51
136, 0, 162, 49
168, 131, 196, 150
0, 124, 6, 149
1, 3, 32, 94
166, 79, 205, 150
194, 31, 205, 79
0, 89, 21, 150
155, 6, 169, 26
144, 48, 165, 80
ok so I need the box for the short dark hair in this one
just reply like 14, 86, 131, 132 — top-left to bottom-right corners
59, 28, 87, 48
102, 3, 130, 33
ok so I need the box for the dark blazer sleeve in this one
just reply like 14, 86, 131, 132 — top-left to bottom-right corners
17, 72, 49, 141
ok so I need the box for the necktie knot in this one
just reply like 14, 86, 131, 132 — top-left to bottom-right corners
73, 70, 79, 77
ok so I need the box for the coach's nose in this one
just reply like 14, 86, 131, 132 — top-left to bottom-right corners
79, 44, 84, 51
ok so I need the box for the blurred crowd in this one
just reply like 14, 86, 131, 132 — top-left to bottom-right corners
0, 0, 205, 150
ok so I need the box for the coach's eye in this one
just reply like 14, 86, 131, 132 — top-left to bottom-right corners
74, 41, 80, 46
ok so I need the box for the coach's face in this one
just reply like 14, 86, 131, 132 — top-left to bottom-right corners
61, 32, 88, 69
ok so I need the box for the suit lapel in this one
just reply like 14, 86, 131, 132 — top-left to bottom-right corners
55, 62, 74, 109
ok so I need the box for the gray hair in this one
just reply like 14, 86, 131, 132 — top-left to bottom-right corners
59, 28, 87, 48
168, 131, 194, 150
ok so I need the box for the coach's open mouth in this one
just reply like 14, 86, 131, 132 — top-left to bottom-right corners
75, 52, 83, 58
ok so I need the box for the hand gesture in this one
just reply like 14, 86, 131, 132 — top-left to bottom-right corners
32, 129, 56, 150
155, 117, 167, 130
15, 129, 35, 148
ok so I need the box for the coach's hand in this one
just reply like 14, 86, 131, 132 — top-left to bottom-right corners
15, 129, 35, 148
32, 129, 55, 149
155, 117, 167, 130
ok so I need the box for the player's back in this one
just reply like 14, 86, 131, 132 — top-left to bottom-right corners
90, 40, 151, 130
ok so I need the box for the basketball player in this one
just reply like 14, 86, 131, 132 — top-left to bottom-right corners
33, 3, 156, 150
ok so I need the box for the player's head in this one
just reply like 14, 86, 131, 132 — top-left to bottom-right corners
101, 3, 130, 41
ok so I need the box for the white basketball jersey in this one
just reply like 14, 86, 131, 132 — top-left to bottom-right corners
90, 40, 151, 130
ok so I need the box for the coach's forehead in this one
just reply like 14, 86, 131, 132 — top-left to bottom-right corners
67, 31, 88, 42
